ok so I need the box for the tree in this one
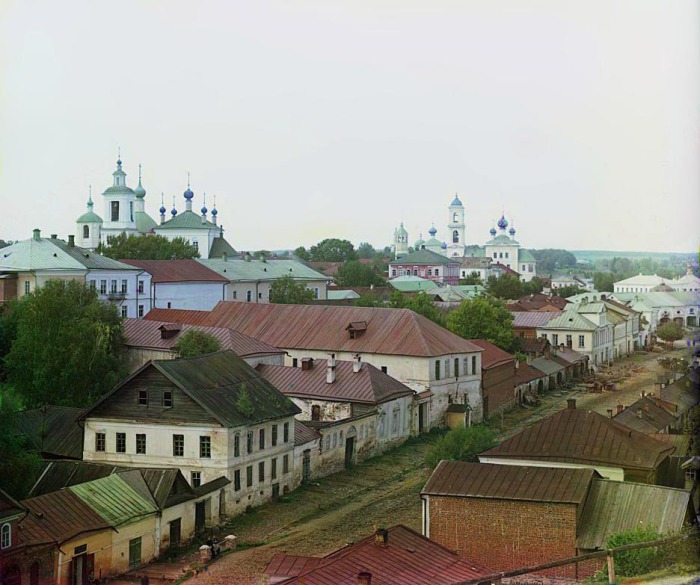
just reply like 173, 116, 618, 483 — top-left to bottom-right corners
269, 275, 315, 304
521, 277, 545, 295
97, 233, 200, 260
530, 249, 578, 272
387, 291, 444, 325
5, 280, 124, 408
486, 274, 523, 300
293, 246, 311, 261
593, 272, 616, 292
553, 285, 584, 298
335, 261, 386, 287
657, 322, 684, 344
174, 330, 221, 358
0, 303, 20, 382
425, 425, 496, 469
447, 297, 515, 350
0, 410, 42, 498
354, 295, 379, 307
357, 242, 376, 259
459, 271, 482, 285
308, 238, 357, 262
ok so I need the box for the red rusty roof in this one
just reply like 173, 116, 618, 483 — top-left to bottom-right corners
422, 461, 596, 504
258, 361, 414, 405
119, 259, 229, 283
147, 302, 483, 358
123, 318, 283, 357
470, 340, 515, 369
267, 555, 324, 579
516, 293, 569, 310
270, 525, 492, 585
481, 406, 676, 472
514, 362, 547, 384
294, 421, 322, 446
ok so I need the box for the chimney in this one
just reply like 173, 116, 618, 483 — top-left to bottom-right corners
353, 354, 362, 373
326, 353, 336, 384
301, 357, 314, 371
222, 252, 227, 262
566, 398, 576, 409
375, 528, 389, 547
68, 235, 75, 247
50, 234, 57, 239
601, 294, 607, 300
616, 403, 624, 415
607, 408, 613, 419
357, 572, 372, 585
32, 228, 41, 241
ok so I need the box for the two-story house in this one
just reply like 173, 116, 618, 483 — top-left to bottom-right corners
79, 350, 300, 515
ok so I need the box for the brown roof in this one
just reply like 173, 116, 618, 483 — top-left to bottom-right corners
493, 263, 520, 277
481, 406, 676, 472
613, 397, 678, 434
119, 259, 229, 283
147, 302, 483, 358
552, 346, 587, 364
516, 294, 570, 310
267, 555, 324, 579
511, 311, 562, 328
514, 362, 547, 384
258, 361, 414, 405
123, 318, 284, 357
0, 489, 26, 521
470, 340, 515, 369
271, 525, 492, 585
521, 338, 549, 354
422, 461, 596, 504
294, 421, 322, 446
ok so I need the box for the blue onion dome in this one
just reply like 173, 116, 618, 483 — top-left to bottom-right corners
451, 194, 462, 206
159, 204, 167, 214
428, 225, 437, 236
184, 186, 194, 201
490, 227, 497, 236
171, 207, 178, 216
201, 205, 208, 214
509, 226, 516, 236
441, 241, 447, 249
497, 214, 508, 230
211, 207, 218, 216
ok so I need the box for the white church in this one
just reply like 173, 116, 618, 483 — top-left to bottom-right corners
75, 156, 235, 259
392, 194, 538, 282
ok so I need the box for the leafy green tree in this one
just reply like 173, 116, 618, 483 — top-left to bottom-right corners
530, 249, 578, 272
335, 261, 386, 287
174, 330, 221, 358
657, 322, 684, 343
354, 295, 379, 307
605, 526, 661, 577
357, 242, 376, 259
521, 277, 545, 295
0, 303, 20, 382
447, 297, 515, 350
252, 250, 272, 260
5, 280, 124, 408
269, 275, 316, 304
404, 292, 445, 326
593, 272, 616, 292
97, 233, 200, 260
425, 425, 496, 469
554, 285, 584, 298
309, 238, 358, 262
459, 272, 482, 285
486, 274, 523, 299
294, 246, 311, 261
0, 410, 42, 498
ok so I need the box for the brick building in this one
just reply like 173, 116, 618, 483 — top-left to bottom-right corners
471, 340, 516, 418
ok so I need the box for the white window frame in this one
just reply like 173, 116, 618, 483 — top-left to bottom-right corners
1, 523, 10, 549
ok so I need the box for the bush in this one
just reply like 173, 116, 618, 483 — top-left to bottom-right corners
605, 525, 661, 577
425, 425, 496, 469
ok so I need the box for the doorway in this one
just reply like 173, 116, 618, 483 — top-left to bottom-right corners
302, 449, 311, 482
169, 519, 181, 548
195, 501, 206, 533
418, 403, 426, 433
344, 437, 355, 468
128, 537, 141, 570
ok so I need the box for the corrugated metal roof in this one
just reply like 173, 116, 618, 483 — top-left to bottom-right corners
14, 406, 85, 459
69, 472, 158, 527
29, 461, 126, 497
577, 479, 692, 549
613, 397, 677, 434
481, 407, 676, 472
530, 356, 567, 375
258, 361, 414, 405
388, 249, 458, 266
267, 555, 323, 579
198, 257, 329, 282
542, 310, 599, 331
146, 302, 483, 358
0, 237, 86, 271
120, 259, 229, 283
0, 489, 25, 521
294, 421, 322, 446
123, 318, 284, 357
47, 239, 139, 270
422, 461, 595, 504
515, 362, 547, 384
272, 525, 492, 585
649, 434, 690, 455
470, 340, 515, 369
510, 311, 562, 328
208, 236, 237, 258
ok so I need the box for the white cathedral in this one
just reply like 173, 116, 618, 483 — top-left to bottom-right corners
75, 156, 235, 258
392, 194, 537, 282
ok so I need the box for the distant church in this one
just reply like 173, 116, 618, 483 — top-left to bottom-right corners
75, 156, 235, 259
392, 194, 537, 282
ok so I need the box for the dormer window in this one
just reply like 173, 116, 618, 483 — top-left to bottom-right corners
346, 321, 368, 339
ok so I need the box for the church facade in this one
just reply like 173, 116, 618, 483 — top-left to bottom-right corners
76, 156, 235, 259
392, 194, 537, 282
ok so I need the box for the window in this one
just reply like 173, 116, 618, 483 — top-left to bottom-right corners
136, 434, 146, 454
271, 458, 277, 480
259, 428, 265, 450
463, 357, 469, 375
499, 252, 503, 259
246, 431, 253, 454
434, 360, 441, 380
200, 436, 211, 458
1, 523, 10, 549
445, 359, 450, 378
542, 333, 548, 340
434, 269, 439, 277
578, 335, 585, 348
258, 461, 265, 482
381, 366, 388, 374
129, 201, 134, 222
283, 454, 289, 474
173, 434, 184, 457
116, 432, 126, 453
566, 334, 572, 348
314, 288, 319, 299
332, 433, 337, 448
234, 433, 240, 457
121, 279, 127, 294
138, 305, 144, 318
283, 422, 289, 443
83, 225, 90, 239
95, 432, 106, 452
233, 290, 237, 300
292, 358, 298, 367
110, 280, 117, 293
271, 425, 278, 447
111, 201, 119, 221
121, 306, 128, 318
234, 469, 241, 491
246, 290, 252, 302
522, 265, 526, 271
191, 471, 201, 488
454, 358, 459, 377
392, 410, 399, 434
246, 465, 253, 487
552, 334, 559, 346
493, 252, 498, 258
138, 389, 148, 406
163, 391, 173, 407
100, 280, 107, 294
428, 269, 432, 276
258, 292, 262, 299
391, 269, 397, 277
311, 405, 321, 421
192, 240, 199, 251
472, 356, 477, 375
138, 280, 144, 294
505, 252, 509, 258
89, 280, 96, 290
167, 302, 171, 309
325, 434, 330, 450
452, 230, 459, 243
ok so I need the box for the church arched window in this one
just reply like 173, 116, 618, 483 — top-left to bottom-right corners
453, 212, 459, 223
452, 230, 459, 243
83, 225, 89, 239
192, 239, 199, 251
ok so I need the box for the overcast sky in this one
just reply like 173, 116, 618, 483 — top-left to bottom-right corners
1, 1, 698, 253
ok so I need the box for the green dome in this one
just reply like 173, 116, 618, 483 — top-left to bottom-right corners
77, 211, 103, 223
103, 185, 136, 195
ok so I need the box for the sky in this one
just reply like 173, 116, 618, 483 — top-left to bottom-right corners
1, 1, 698, 254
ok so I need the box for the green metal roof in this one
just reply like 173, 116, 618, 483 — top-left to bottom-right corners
485, 234, 519, 246
199, 257, 329, 282
102, 185, 136, 195
77, 211, 103, 223
327, 289, 360, 300
157, 210, 218, 230
48, 239, 140, 271
0, 237, 87, 271
463, 245, 486, 257
519, 249, 536, 262
388, 248, 455, 266
208, 236, 237, 258
388, 276, 435, 292
542, 309, 598, 331
134, 211, 157, 234
69, 472, 157, 527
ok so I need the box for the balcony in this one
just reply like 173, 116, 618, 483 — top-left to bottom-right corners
107, 291, 126, 301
